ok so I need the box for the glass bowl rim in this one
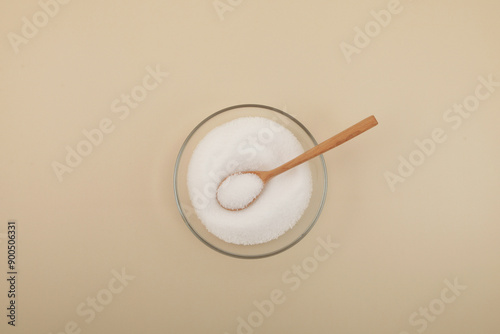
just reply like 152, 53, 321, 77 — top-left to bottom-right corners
173, 103, 328, 259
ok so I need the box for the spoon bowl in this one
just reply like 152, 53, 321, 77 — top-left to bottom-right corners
215, 171, 269, 211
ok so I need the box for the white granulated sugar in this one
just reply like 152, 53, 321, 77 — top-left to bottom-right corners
217, 173, 264, 210
187, 117, 312, 245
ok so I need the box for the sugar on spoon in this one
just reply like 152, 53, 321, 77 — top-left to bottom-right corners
216, 115, 378, 211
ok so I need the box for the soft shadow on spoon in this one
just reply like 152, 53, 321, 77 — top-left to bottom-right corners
216, 115, 378, 211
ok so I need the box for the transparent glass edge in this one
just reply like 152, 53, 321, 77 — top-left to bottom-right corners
173, 104, 329, 259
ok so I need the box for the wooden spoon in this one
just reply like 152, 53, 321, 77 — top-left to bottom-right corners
216, 115, 378, 211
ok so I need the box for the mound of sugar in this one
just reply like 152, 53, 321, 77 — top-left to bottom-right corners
187, 117, 312, 245
217, 173, 264, 210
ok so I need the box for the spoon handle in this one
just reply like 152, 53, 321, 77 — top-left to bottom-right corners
263, 115, 378, 181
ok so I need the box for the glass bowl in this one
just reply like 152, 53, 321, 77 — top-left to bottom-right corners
173, 104, 327, 258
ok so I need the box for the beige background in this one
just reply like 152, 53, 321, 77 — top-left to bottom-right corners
1, 0, 499, 333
